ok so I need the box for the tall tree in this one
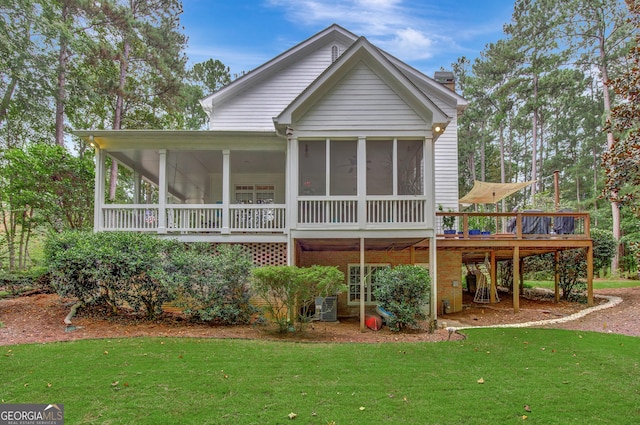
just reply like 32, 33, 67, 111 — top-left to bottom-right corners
603, 0, 640, 213
505, 0, 566, 201
89, 0, 188, 199
0, 0, 56, 148
564, 0, 636, 273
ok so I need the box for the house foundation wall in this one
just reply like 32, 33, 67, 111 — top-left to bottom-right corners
297, 248, 463, 318
436, 251, 464, 315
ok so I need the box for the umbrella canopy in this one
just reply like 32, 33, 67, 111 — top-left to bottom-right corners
459, 180, 535, 205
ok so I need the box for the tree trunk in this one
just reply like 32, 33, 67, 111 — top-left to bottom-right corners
499, 122, 506, 213
531, 74, 538, 201
55, 2, 69, 146
109, 38, 130, 200
599, 33, 621, 274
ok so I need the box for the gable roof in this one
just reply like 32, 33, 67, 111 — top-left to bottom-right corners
200, 24, 358, 109
200, 23, 467, 134
273, 36, 451, 132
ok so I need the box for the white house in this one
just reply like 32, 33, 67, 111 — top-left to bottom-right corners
75, 24, 470, 323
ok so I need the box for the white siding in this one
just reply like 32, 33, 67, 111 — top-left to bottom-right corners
430, 96, 460, 210
433, 115, 459, 210
296, 62, 427, 132
211, 42, 350, 131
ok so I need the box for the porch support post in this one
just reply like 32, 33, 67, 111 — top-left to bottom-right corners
221, 149, 230, 234
586, 245, 594, 306
360, 237, 365, 332
513, 246, 520, 313
554, 251, 560, 302
288, 136, 298, 234
157, 149, 167, 234
357, 136, 366, 229
490, 250, 497, 304
133, 171, 141, 204
429, 236, 437, 321
93, 145, 104, 232
424, 135, 435, 228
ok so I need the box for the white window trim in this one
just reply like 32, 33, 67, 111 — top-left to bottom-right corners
347, 263, 390, 306
234, 184, 275, 204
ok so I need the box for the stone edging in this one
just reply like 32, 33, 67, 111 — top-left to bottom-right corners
446, 295, 624, 332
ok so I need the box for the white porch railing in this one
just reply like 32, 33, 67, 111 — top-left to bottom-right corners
229, 205, 286, 232
167, 205, 223, 232
101, 204, 286, 233
103, 205, 159, 231
101, 198, 427, 233
297, 197, 427, 226
366, 197, 426, 224
297, 198, 358, 225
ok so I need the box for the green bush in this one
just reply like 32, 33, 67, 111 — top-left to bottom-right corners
373, 265, 430, 332
591, 228, 617, 274
45, 231, 176, 319
171, 244, 257, 325
44, 231, 103, 305
251, 265, 346, 333
557, 249, 587, 301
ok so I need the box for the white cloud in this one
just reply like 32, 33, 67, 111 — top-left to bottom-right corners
384, 27, 436, 60
265, 0, 451, 62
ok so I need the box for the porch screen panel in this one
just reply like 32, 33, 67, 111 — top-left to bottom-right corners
397, 140, 424, 195
330, 140, 357, 195
366, 140, 392, 195
299, 140, 326, 196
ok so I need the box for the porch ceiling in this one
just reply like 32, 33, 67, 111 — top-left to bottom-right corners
296, 238, 425, 252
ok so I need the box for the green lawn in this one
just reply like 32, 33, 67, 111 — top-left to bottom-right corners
1, 329, 638, 424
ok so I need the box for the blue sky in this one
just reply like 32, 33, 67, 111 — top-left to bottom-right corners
180, 0, 516, 78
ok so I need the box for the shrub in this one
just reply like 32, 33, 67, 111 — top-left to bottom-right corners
373, 265, 430, 332
44, 231, 103, 306
251, 265, 346, 333
591, 228, 617, 274
45, 231, 175, 319
171, 244, 257, 325
557, 249, 587, 301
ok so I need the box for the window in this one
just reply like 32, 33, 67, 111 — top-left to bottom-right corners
330, 140, 357, 195
299, 140, 326, 196
331, 45, 340, 62
235, 184, 275, 204
366, 140, 393, 195
397, 140, 423, 195
348, 264, 390, 305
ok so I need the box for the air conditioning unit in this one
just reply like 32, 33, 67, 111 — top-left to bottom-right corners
315, 296, 337, 322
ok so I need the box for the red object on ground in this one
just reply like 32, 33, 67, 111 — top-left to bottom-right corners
365, 314, 382, 331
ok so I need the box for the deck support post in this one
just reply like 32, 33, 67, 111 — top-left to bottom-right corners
490, 250, 497, 304
513, 246, 520, 313
587, 245, 594, 306
554, 251, 560, 303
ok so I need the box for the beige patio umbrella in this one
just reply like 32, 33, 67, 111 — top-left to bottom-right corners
459, 180, 536, 205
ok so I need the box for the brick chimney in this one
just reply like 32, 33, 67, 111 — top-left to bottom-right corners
434, 71, 455, 92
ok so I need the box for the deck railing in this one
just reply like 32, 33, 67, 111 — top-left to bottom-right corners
296, 197, 427, 226
436, 211, 590, 239
102, 198, 429, 233
101, 204, 286, 233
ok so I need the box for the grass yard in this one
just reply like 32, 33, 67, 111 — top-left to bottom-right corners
525, 278, 640, 290
1, 328, 638, 424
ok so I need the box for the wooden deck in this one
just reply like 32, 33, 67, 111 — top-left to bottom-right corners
434, 211, 594, 311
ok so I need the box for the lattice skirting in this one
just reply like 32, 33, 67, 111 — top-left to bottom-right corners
213, 242, 288, 266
